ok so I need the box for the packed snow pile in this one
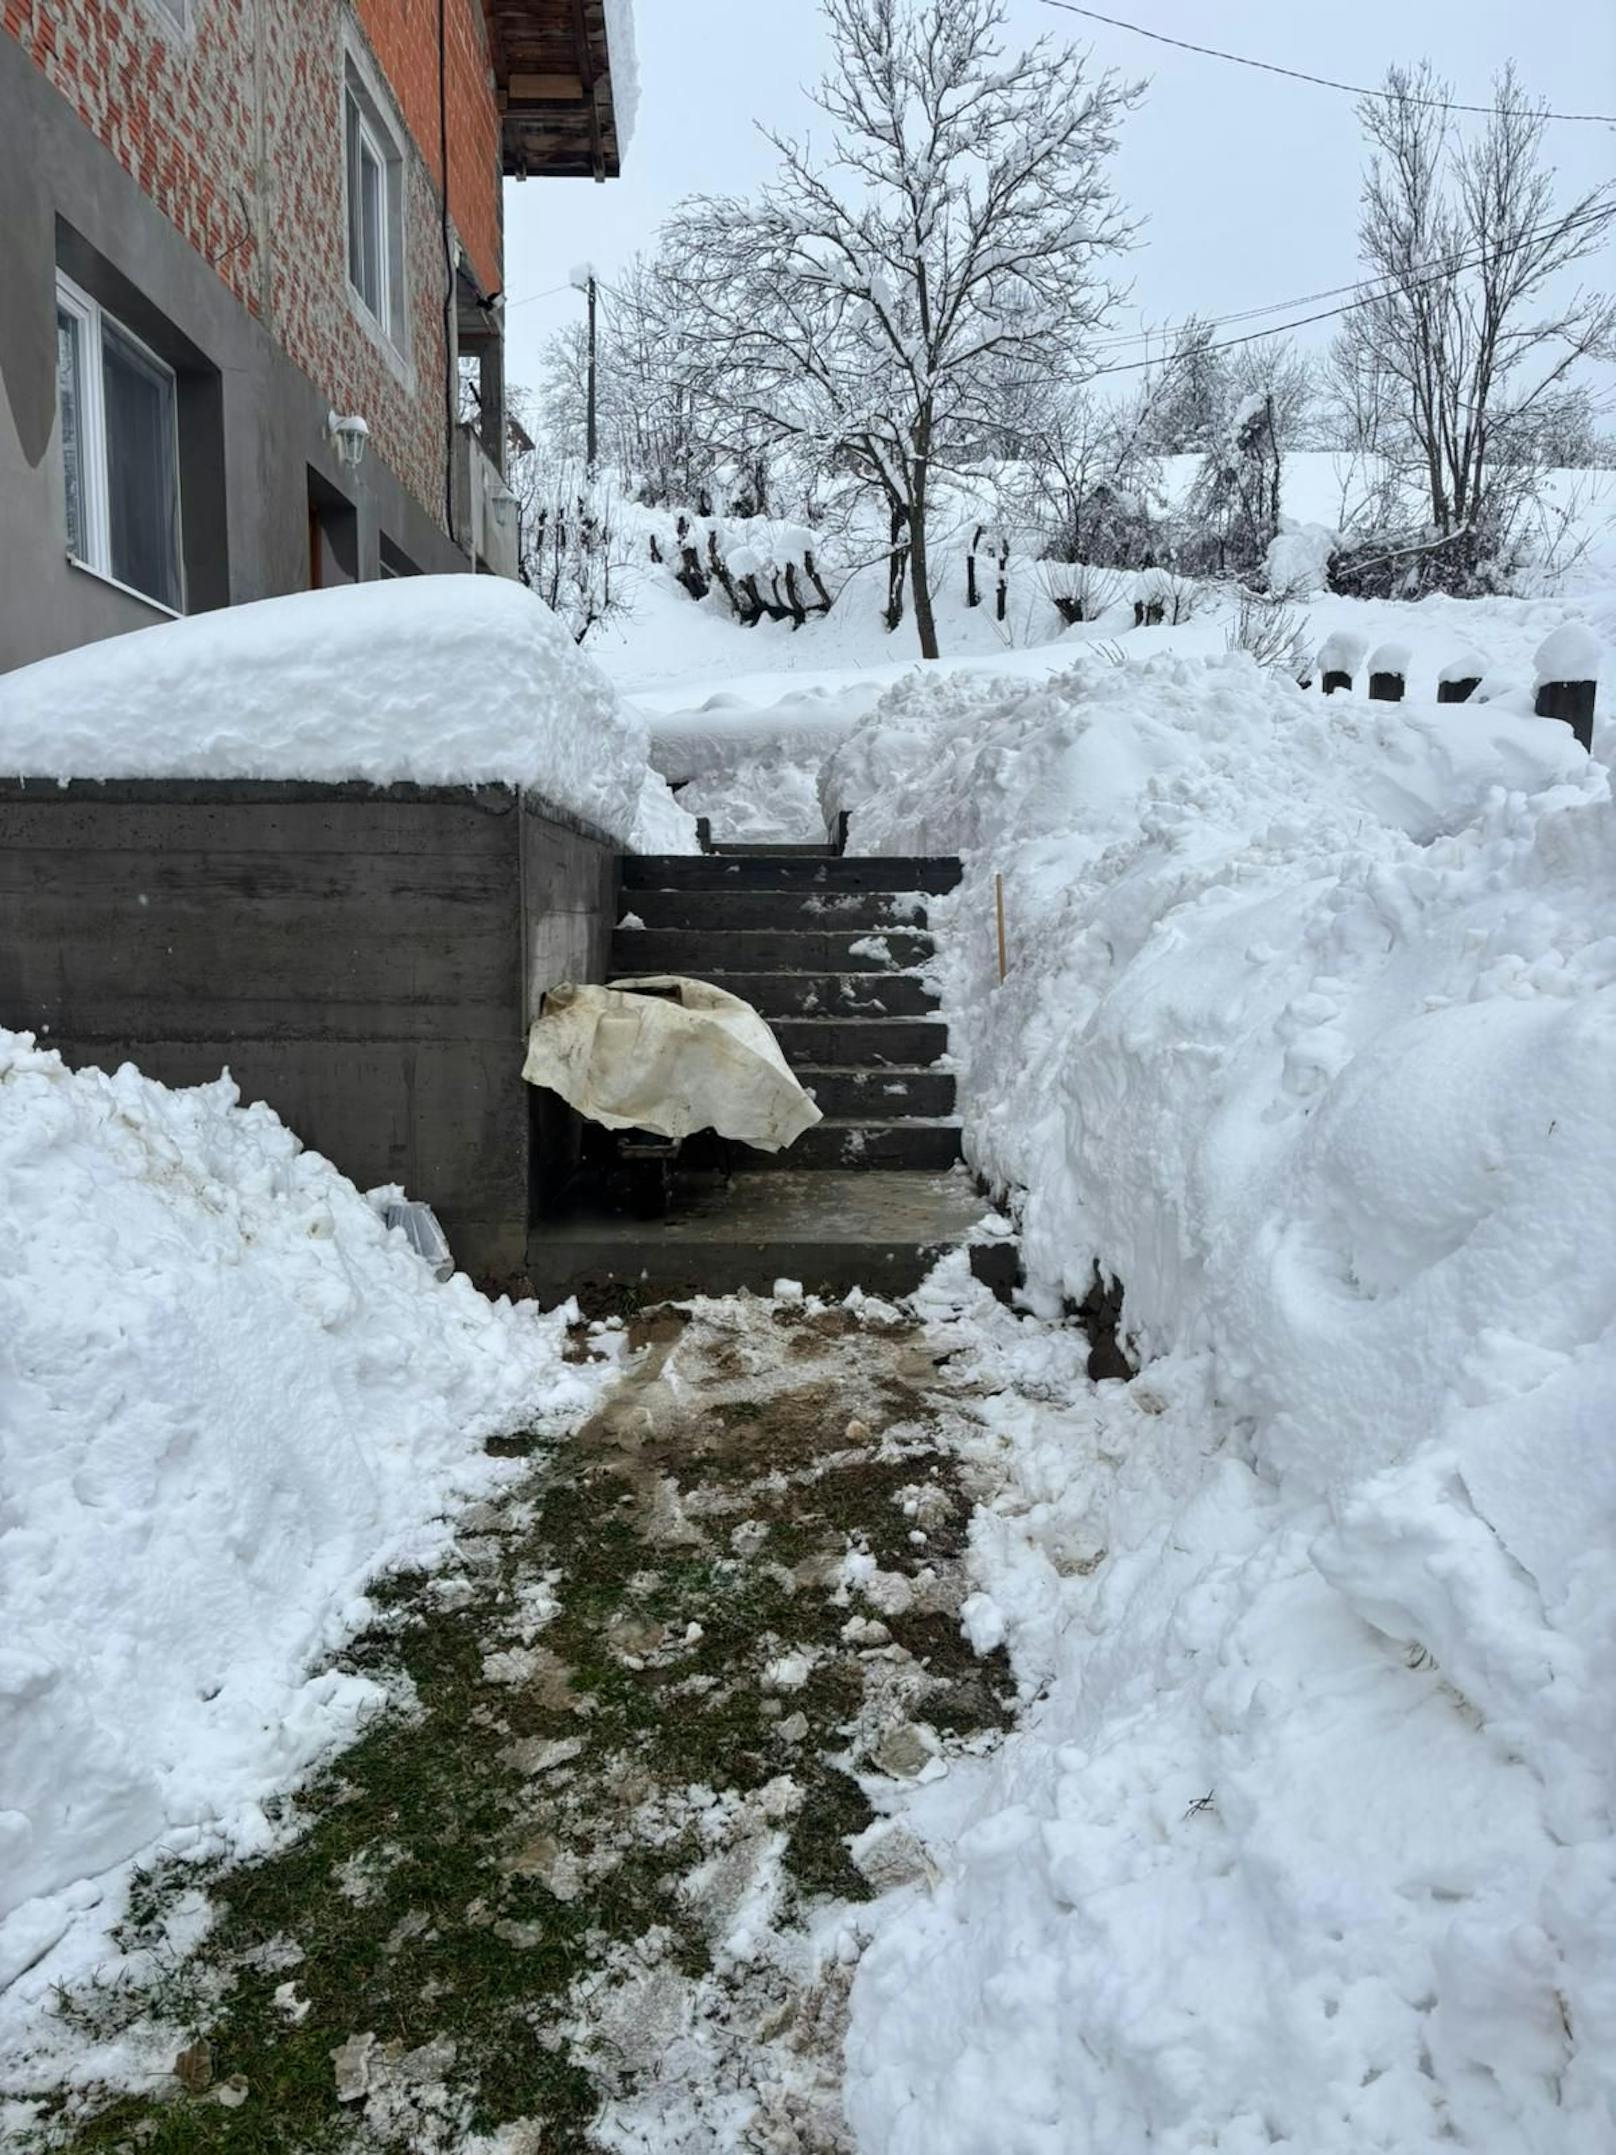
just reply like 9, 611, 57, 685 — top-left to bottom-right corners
647, 678, 883, 841
0, 578, 669, 845
829, 649, 1616, 2151
0, 1034, 607, 2023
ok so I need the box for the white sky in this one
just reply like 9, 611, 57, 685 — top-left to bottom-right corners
502, 0, 1616, 398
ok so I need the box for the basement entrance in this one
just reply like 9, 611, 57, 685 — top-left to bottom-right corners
525, 844, 1016, 1306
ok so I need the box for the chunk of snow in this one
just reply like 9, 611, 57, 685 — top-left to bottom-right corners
1438, 648, 1488, 684
1534, 621, 1602, 684
1316, 626, 1370, 675
1366, 639, 1413, 676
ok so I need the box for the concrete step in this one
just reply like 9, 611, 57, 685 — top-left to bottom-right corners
623, 855, 962, 895
612, 971, 938, 1020
612, 927, 933, 976
622, 889, 931, 933
771, 1017, 950, 1068
715, 841, 837, 857
797, 1067, 956, 1118
526, 1168, 1016, 1307
738, 1119, 963, 1172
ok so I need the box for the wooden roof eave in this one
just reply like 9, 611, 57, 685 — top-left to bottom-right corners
486, 0, 623, 182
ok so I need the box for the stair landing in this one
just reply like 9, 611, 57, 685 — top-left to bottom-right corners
526, 1169, 1014, 1305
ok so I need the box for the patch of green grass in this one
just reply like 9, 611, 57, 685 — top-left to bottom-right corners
40, 1304, 1016, 2154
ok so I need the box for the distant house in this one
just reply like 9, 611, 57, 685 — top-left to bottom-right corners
0, 2, 631, 672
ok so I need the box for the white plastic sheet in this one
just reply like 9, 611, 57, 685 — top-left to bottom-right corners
522, 976, 822, 1151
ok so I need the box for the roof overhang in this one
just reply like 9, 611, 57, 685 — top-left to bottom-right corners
484, 1, 625, 181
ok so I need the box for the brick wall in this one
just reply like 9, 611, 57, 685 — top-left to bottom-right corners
4, 0, 503, 535
355, 0, 501, 299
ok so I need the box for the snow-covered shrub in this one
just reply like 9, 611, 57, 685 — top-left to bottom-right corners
1226, 588, 1310, 674
652, 512, 836, 629
1039, 559, 1127, 626
1134, 565, 1205, 626
1181, 391, 1283, 580
1265, 519, 1337, 598
523, 464, 639, 645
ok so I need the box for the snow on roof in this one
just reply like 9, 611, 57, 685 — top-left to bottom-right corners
0, 578, 648, 840
603, 0, 639, 156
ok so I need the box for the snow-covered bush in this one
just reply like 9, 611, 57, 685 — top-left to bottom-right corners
652, 512, 836, 629
1226, 588, 1310, 674
520, 463, 639, 645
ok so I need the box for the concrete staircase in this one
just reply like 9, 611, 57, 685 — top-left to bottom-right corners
616, 846, 964, 1175
525, 845, 1016, 1305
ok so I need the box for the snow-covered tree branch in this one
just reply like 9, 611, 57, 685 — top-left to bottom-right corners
663, 0, 1140, 656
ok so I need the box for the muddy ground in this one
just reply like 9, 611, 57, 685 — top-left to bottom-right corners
26, 1290, 1019, 2154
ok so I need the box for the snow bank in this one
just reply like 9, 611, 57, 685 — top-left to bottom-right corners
0, 578, 656, 844
831, 650, 1616, 2151
0, 1034, 606, 2018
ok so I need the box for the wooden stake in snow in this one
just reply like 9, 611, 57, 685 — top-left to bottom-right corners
995, 873, 1007, 983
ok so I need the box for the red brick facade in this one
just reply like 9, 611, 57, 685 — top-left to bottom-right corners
3, 0, 503, 534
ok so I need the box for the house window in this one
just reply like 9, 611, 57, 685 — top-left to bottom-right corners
55, 272, 182, 613
344, 66, 404, 345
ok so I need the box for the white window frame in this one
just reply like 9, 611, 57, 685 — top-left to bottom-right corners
342, 54, 406, 352
55, 270, 184, 616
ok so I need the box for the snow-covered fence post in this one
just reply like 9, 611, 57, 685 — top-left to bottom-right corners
967, 526, 985, 609
1533, 625, 1599, 752
1367, 642, 1409, 702
995, 533, 1011, 623
1437, 652, 1484, 703
1317, 629, 1369, 696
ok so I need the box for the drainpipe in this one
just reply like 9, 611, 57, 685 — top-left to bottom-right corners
438, 0, 457, 546
251, 0, 273, 325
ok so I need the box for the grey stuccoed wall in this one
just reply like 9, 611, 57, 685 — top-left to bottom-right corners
0, 779, 617, 1281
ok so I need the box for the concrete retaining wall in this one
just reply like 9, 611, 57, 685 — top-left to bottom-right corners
0, 778, 616, 1280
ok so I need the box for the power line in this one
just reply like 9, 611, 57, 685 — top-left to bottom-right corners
1081, 204, 1616, 380
1083, 203, 1616, 358
504, 281, 575, 311
1038, 2, 1616, 126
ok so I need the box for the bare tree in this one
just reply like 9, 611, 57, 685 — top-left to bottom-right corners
1337, 61, 1615, 571
665, 0, 1139, 658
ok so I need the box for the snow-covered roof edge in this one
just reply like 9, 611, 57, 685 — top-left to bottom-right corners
602, 0, 639, 159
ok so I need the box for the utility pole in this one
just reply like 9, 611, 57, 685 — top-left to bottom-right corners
586, 274, 599, 472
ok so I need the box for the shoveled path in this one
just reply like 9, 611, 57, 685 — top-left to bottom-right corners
35, 1290, 1017, 2154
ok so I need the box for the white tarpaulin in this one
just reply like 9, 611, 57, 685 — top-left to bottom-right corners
522, 976, 823, 1152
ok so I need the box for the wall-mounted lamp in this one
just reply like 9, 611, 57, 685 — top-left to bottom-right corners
326, 411, 370, 470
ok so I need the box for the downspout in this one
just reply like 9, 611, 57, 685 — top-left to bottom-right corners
251, 0, 273, 325
438, 0, 457, 545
